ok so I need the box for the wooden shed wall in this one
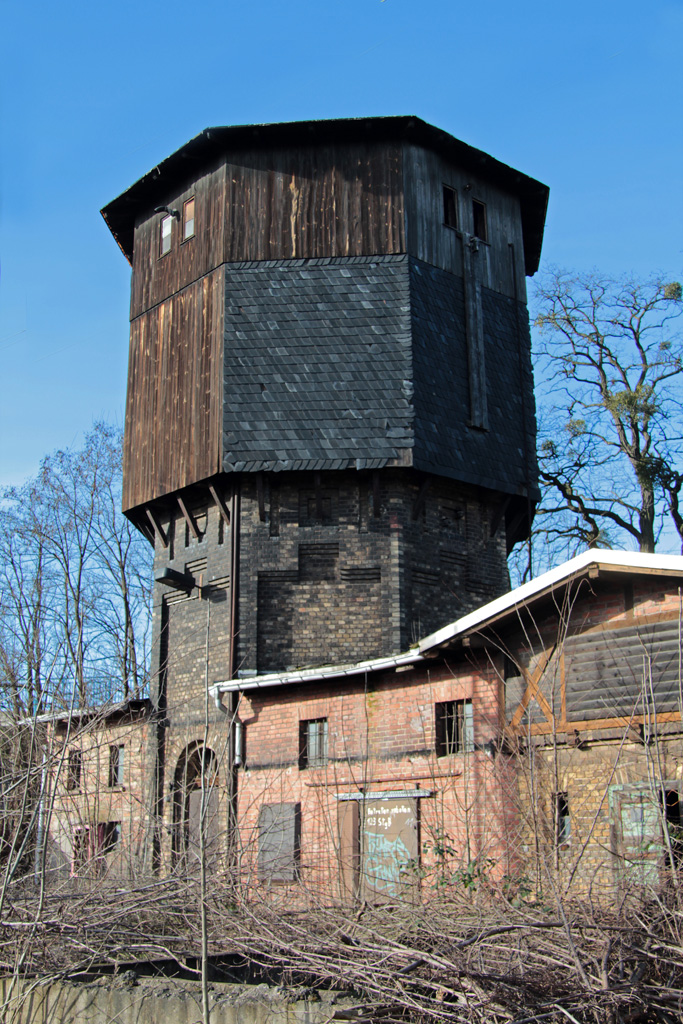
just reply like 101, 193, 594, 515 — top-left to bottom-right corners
123, 268, 224, 512
130, 142, 405, 318
402, 143, 527, 301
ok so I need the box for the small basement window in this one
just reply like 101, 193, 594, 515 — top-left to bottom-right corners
435, 699, 474, 756
472, 199, 488, 242
443, 185, 458, 229
183, 197, 195, 241
108, 744, 125, 788
160, 213, 172, 256
299, 718, 328, 769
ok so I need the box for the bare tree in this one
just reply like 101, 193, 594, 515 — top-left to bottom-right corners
531, 270, 683, 564
0, 423, 152, 714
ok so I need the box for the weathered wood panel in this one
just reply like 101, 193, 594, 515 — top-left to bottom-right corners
223, 142, 405, 264
564, 618, 683, 721
123, 268, 224, 511
402, 143, 527, 300
130, 161, 226, 320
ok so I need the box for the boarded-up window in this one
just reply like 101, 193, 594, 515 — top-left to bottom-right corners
435, 699, 474, 756
361, 797, 418, 897
258, 802, 301, 882
609, 783, 675, 888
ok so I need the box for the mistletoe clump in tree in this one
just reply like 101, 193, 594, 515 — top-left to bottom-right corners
532, 270, 683, 560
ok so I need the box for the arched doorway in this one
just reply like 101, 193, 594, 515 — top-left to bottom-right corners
172, 743, 220, 873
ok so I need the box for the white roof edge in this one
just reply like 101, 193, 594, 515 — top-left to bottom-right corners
418, 549, 683, 654
210, 649, 424, 695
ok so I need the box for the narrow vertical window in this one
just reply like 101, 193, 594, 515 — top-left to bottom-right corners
443, 185, 458, 229
183, 197, 195, 240
556, 792, 571, 845
67, 750, 82, 791
108, 744, 125, 788
472, 199, 488, 241
160, 214, 172, 256
299, 718, 329, 768
435, 699, 474, 755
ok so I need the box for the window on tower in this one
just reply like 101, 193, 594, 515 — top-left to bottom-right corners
442, 185, 458, 229
472, 199, 488, 242
183, 197, 195, 241
160, 214, 172, 256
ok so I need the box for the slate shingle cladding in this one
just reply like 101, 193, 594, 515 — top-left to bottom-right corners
222, 254, 538, 499
410, 259, 539, 498
223, 256, 413, 473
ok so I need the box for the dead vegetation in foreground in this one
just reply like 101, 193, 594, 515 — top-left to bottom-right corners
1, 875, 682, 1024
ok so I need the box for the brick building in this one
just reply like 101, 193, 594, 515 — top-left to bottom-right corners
43, 118, 683, 898
96, 115, 549, 877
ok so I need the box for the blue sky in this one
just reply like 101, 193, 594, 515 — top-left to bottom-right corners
1, 0, 681, 487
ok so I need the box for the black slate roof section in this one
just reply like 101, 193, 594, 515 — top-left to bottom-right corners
410, 258, 539, 498
223, 256, 414, 473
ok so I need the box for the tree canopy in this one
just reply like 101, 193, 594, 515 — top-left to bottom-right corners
528, 270, 683, 571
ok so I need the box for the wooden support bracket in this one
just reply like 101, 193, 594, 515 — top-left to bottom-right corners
145, 507, 168, 549
177, 495, 200, 541
490, 495, 511, 538
208, 484, 231, 526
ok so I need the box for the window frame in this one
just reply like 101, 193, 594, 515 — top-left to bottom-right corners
66, 749, 82, 792
182, 196, 195, 242
472, 199, 488, 242
442, 184, 458, 230
108, 744, 125, 788
555, 791, 571, 846
299, 717, 329, 769
159, 213, 173, 257
435, 699, 474, 756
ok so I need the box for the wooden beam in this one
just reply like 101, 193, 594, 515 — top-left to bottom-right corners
256, 473, 266, 522
411, 478, 431, 521
177, 495, 200, 541
208, 483, 231, 526
145, 507, 168, 549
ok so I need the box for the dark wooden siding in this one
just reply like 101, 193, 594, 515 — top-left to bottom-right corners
223, 143, 404, 264
564, 618, 683, 721
123, 268, 224, 512
129, 142, 405, 319
130, 161, 226, 320
402, 143, 526, 300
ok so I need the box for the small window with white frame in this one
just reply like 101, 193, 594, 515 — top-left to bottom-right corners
183, 197, 195, 241
160, 213, 173, 256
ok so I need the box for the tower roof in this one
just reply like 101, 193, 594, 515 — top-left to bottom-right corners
101, 115, 548, 275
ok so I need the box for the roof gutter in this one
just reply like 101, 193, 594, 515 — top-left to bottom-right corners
209, 649, 424, 700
